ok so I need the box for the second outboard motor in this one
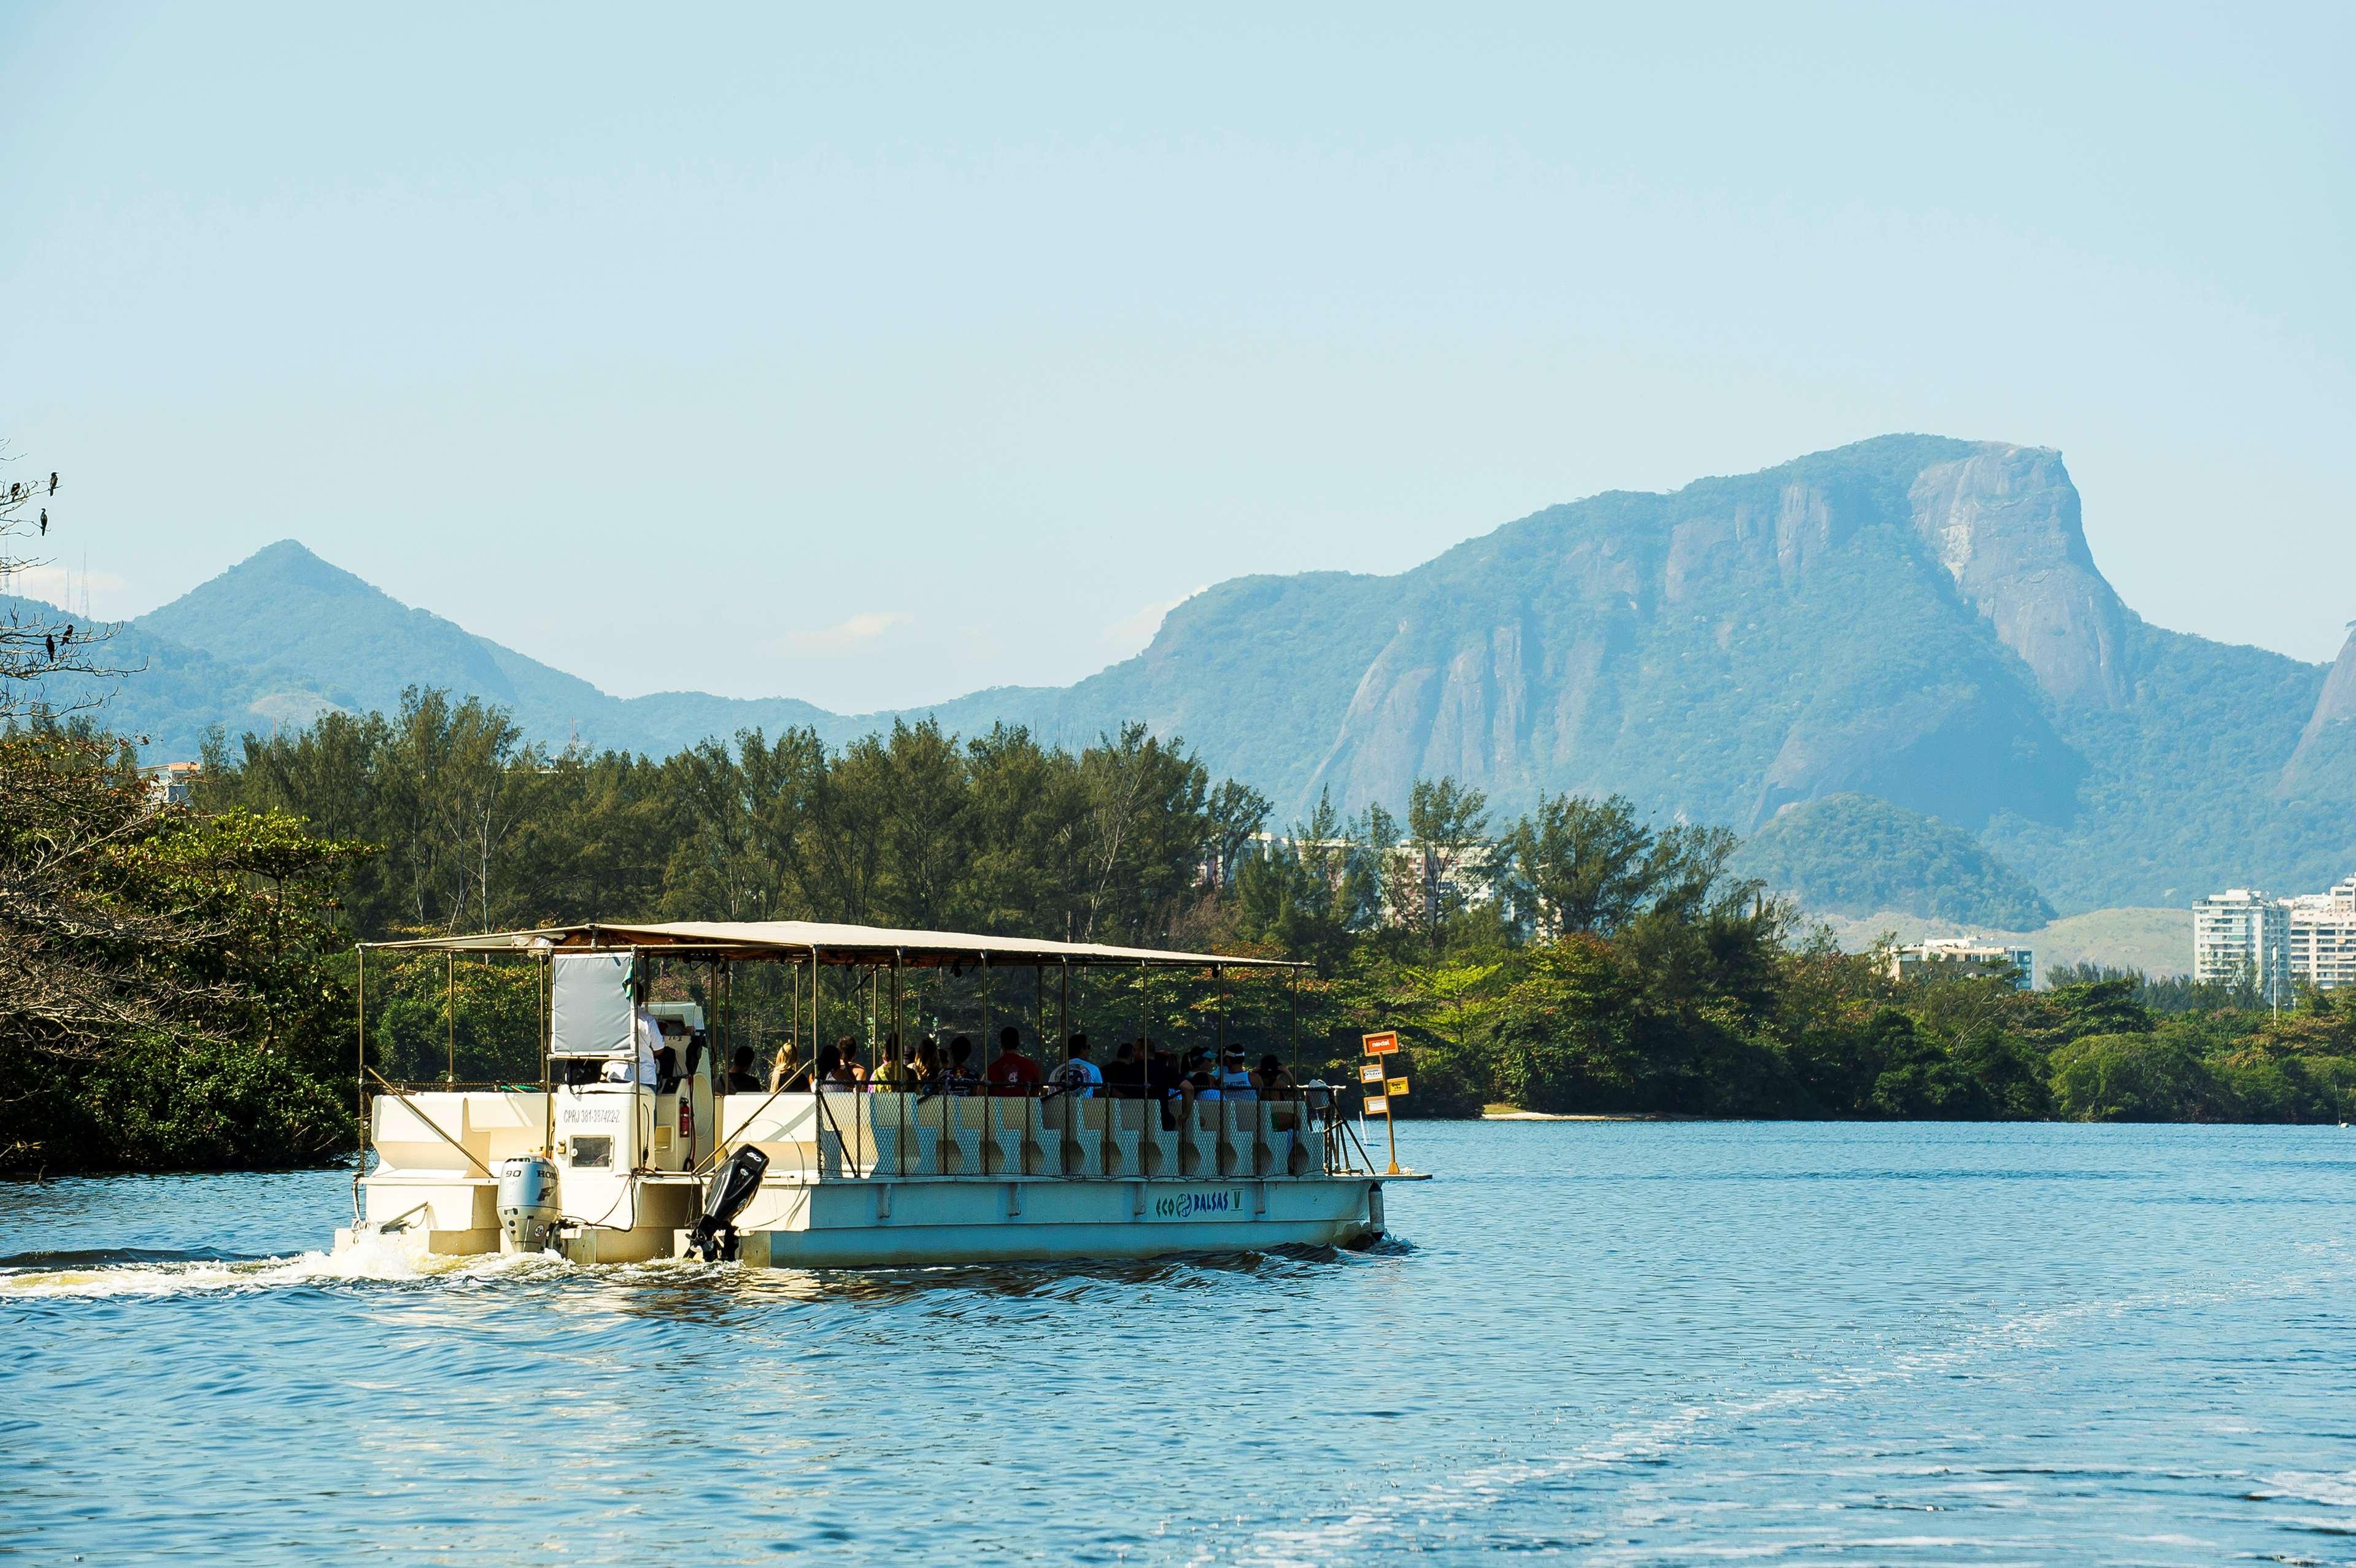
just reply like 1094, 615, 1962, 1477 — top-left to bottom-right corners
498, 1154, 561, 1253
689, 1146, 769, 1262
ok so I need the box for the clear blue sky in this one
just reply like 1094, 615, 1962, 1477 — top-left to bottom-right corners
2, 4, 2350, 711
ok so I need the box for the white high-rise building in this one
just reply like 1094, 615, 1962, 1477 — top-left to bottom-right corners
2286, 876, 2356, 992
2192, 889, 2293, 1000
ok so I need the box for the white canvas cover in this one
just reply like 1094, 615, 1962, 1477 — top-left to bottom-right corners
550, 951, 636, 1058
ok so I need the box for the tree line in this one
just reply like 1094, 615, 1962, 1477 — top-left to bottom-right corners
11, 679, 2356, 1173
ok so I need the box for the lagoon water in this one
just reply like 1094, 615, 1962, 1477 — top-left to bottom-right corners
6, 1121, 2356, 1564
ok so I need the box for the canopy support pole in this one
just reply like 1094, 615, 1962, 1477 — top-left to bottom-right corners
352, 944, 367, 1227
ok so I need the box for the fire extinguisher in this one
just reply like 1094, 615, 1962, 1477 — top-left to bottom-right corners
678, 1092, 694, 1158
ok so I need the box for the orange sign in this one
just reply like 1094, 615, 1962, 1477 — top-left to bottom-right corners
1363, 1094, 1390, 1117
1363, 1030, 1400, 1056
1386, 1077, 1410, 1097
1359, 1063, 1386, 1084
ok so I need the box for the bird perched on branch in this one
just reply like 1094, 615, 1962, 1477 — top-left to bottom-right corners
44, 634, 55, 662
48, 473, 58, 495
62, 624, 73, 643
39, 509, 48, 536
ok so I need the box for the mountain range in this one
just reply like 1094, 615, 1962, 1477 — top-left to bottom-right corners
19, 433, 2355, 918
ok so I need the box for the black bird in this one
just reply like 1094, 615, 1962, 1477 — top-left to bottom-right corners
48, 473, 57, 495
6, 482, 17, 500
39, 509, 47, 536
44, 634, 55, 662
62, 624, 73, 643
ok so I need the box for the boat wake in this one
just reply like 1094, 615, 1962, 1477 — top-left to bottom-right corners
0, 1230, 568, 1300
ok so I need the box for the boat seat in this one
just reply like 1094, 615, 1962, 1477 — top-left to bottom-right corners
1100, 1099, 1145, 1179
1216, 1101, 1261, 1178
1176, 1103, 1218, 1177
1040, 1095, 1102, 1178
935, 1096, 986, 1176
1014, 1100, 1060, 1177
1135, 1100, 1179, 1178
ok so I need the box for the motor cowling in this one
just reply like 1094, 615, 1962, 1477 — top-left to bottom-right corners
689, 1146, 769, 1262
497, 1154, 562, 1253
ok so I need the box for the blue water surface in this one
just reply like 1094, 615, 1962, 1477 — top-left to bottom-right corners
6, 1121, 2355, 1564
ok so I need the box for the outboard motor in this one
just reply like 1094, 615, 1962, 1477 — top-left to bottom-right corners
689, 1146, 769, 1262
498, 1154, 562, 1253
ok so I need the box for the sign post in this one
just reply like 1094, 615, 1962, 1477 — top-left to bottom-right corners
1361, 1030, 1405, 1175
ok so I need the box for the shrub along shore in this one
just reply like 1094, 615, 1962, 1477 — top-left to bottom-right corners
7, 689, 2349, 1175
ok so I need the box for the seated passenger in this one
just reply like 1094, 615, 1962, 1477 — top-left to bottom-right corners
913, 1037, 943, 1089
1103, 1040, 1146, 1099
823, 1038, 863, 1090
985, 1026, 1043, 1096
942, 1036, 981, 1095
1145, 1040, 1180, 1102
1216, 1045, 1257, 1103
873, 1034, 919, 1091
770, 1042, 806, 1091
725, 1045, 763, 1094
1049, 1035, 1103, 1099
1254, 1054, 1297, 1100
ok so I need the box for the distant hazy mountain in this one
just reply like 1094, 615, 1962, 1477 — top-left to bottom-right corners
28, 435, 2354, 916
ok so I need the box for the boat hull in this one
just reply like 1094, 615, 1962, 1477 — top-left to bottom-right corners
739, 1175, 1386, 1268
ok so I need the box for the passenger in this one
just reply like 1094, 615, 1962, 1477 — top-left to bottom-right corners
1050, 1035, 1103, 1099
603, 975, 666, 1084
1148, 1040, 1183, 1128
769, 1041, 805, 1091
1217, 1045, 1258, 1103
873, 1034, 919, 1091
823, 1040, 862, 1091
1103, 1039, 1146, 1099
725, 1045, 763, 1094
1254, 1054, 1297, 1100
1145, 1040, 1181, 1102
985, 1026, 1043, 1097
913, 1037, 943, 1090
798, 1043, 840, 1091
834, 1033, 868, 1086
943, 1035, 981, 1095
652, 1043, 681, 1094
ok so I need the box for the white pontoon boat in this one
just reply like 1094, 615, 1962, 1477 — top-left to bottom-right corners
336, 921, 1424, 1268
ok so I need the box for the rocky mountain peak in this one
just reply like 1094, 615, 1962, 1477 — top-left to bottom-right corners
2277, 623, 2356, 800
1906, 445, 2131, 710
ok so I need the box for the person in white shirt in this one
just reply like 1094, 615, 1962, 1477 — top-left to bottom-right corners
1217, 1046, 1258, 1102
1051, 1035, 1105, 1099
602, 978, 666, 1085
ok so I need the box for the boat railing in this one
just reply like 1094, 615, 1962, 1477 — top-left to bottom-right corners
713, 1084, 1371, 1181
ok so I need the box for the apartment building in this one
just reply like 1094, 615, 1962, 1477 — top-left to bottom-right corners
1888, 938, 2036, 992
2285, 877, 2356, 992
2192, 889, 2293, 998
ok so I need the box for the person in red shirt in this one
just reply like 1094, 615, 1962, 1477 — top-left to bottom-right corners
984, 1026, 1043, 1096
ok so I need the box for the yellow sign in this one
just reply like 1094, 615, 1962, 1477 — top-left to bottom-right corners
1363, 1094, 1389, 1117
1386, 1077, 1410, 1097
1363, 1030, 1400, 1056
1359, 1063, 1386, 1084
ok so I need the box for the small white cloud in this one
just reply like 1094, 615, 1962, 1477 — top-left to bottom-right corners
1104, 587, 1207, 651
790, 611, 910, 652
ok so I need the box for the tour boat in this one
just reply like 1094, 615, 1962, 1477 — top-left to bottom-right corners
335, 921, 1424, 1268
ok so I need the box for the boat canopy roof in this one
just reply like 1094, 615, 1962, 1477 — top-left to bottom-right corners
360, 919, 1304, 970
